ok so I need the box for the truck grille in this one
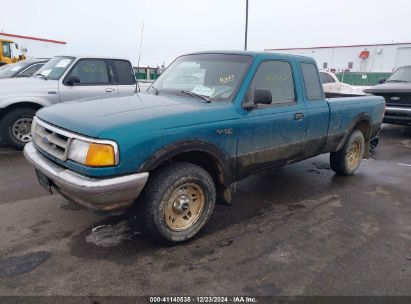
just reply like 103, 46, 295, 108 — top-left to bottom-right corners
32, 118, 72, 161
379, 94, 411, 107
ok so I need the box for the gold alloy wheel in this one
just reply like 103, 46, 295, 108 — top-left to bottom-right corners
164, 182, 205, 231
347, 140, 361, 169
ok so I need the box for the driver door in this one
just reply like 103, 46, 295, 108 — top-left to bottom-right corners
59, 58, 118, 102
236, 59, 308, 174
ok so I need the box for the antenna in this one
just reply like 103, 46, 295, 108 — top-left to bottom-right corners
136, 21, 145, 93
244, 0, 249, 50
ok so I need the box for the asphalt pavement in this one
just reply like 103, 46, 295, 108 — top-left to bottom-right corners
0, 124, 410, 296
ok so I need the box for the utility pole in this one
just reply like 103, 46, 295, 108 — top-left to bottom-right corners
244, 0, 249, 50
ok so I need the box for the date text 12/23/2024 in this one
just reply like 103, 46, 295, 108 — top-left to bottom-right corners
149, 297, 257, 303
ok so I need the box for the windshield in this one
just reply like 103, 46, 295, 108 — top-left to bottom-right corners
387, 66, 411, 82
0, 62, 29, 78
35, 56, 75, 80
152, 54, 253, 102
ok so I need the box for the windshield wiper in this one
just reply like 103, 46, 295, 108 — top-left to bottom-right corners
386, 80, 407, 83
35, 73, 48, 80
150, 84, 159, 95
180, 90, 211, 103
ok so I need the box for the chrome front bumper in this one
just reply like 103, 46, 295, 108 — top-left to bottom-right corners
23, 142, 149, 212
384, 106, 411, 124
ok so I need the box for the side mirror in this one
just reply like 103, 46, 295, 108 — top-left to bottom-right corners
243, 88, 273, 109
378, 78, 386, 84
66, 75, 80, 86
254, 88, 272, 105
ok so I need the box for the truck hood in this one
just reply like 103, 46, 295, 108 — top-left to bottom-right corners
0, 77, 58, 98
36, 93, 228, 138
365, 82, 411, 94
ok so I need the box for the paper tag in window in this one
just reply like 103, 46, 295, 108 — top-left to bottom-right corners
41, 69, 51, 76
56, 59, 71, 68
191, 85, 215, 97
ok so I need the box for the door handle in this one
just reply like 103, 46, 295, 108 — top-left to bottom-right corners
294, 112, 304, 121
105, 88, 115, 93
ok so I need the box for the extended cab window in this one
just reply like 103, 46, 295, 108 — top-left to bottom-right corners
112, 60, 136, 85
249, 61, 295, 105
67, 59, 110, 84
301, 63, 323, 100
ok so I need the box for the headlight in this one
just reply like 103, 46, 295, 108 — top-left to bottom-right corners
68, 139, 117, 167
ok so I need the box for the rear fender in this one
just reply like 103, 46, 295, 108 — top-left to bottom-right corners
336, 113, 372, 157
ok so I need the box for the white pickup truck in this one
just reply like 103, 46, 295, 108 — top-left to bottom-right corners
0, 55, 136, 149
319, 70, 368, 98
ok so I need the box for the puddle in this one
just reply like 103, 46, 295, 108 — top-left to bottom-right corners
85, 220, 140, 248
0, 251, 51, 278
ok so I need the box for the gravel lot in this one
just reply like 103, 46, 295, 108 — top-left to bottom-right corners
0, 124, 410, 296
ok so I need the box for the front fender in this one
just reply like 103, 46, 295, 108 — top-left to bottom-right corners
0, 96, 52, 110
139, 139, 233, 186
138, 139, 234, 205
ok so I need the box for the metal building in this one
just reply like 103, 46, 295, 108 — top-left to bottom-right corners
265, 42, 411, 73
0, 32, 67, 59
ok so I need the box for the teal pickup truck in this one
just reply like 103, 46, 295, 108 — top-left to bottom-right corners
24, 51, 385, 244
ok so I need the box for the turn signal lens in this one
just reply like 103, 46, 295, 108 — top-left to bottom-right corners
85, 143, 115, 167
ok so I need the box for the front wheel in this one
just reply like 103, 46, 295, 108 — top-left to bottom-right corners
0, 108, 36, 150
330, 130, 365, 176
140, 162, 216, 244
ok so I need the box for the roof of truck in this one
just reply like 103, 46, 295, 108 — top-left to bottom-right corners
185, 50, 316, 62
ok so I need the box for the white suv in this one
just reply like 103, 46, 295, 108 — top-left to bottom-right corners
0, 56, 136, 149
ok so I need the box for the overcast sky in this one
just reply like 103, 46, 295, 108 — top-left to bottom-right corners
2, 0, 411, 66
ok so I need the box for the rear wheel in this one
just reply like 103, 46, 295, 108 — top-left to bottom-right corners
139, 162, 216, 245
330, 130, 365, 176
0, 108, 36, 150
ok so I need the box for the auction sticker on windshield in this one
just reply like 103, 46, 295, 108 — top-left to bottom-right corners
191, 85, 215, 97
41, 70, 51, 76
56, 59, 72, 68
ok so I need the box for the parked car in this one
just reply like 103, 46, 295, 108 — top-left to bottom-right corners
0, 59, 48, 79
365, 66, 411, 125
24, 51, 385, 244
320, 70, 368, 97
0, 55, 136, 149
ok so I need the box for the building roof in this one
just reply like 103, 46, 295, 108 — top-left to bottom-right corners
265, 42, 411, 51
0, 32, 66, 45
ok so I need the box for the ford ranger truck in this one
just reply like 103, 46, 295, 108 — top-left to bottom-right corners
24, 51, 385, 244
0, 56, 136, 149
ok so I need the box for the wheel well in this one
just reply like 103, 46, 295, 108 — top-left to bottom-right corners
151, 150, 232, 204
172, 151, 223, 185
354, 120, 371, 140
0, 102, 43, 120
353, 120, 372, 158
